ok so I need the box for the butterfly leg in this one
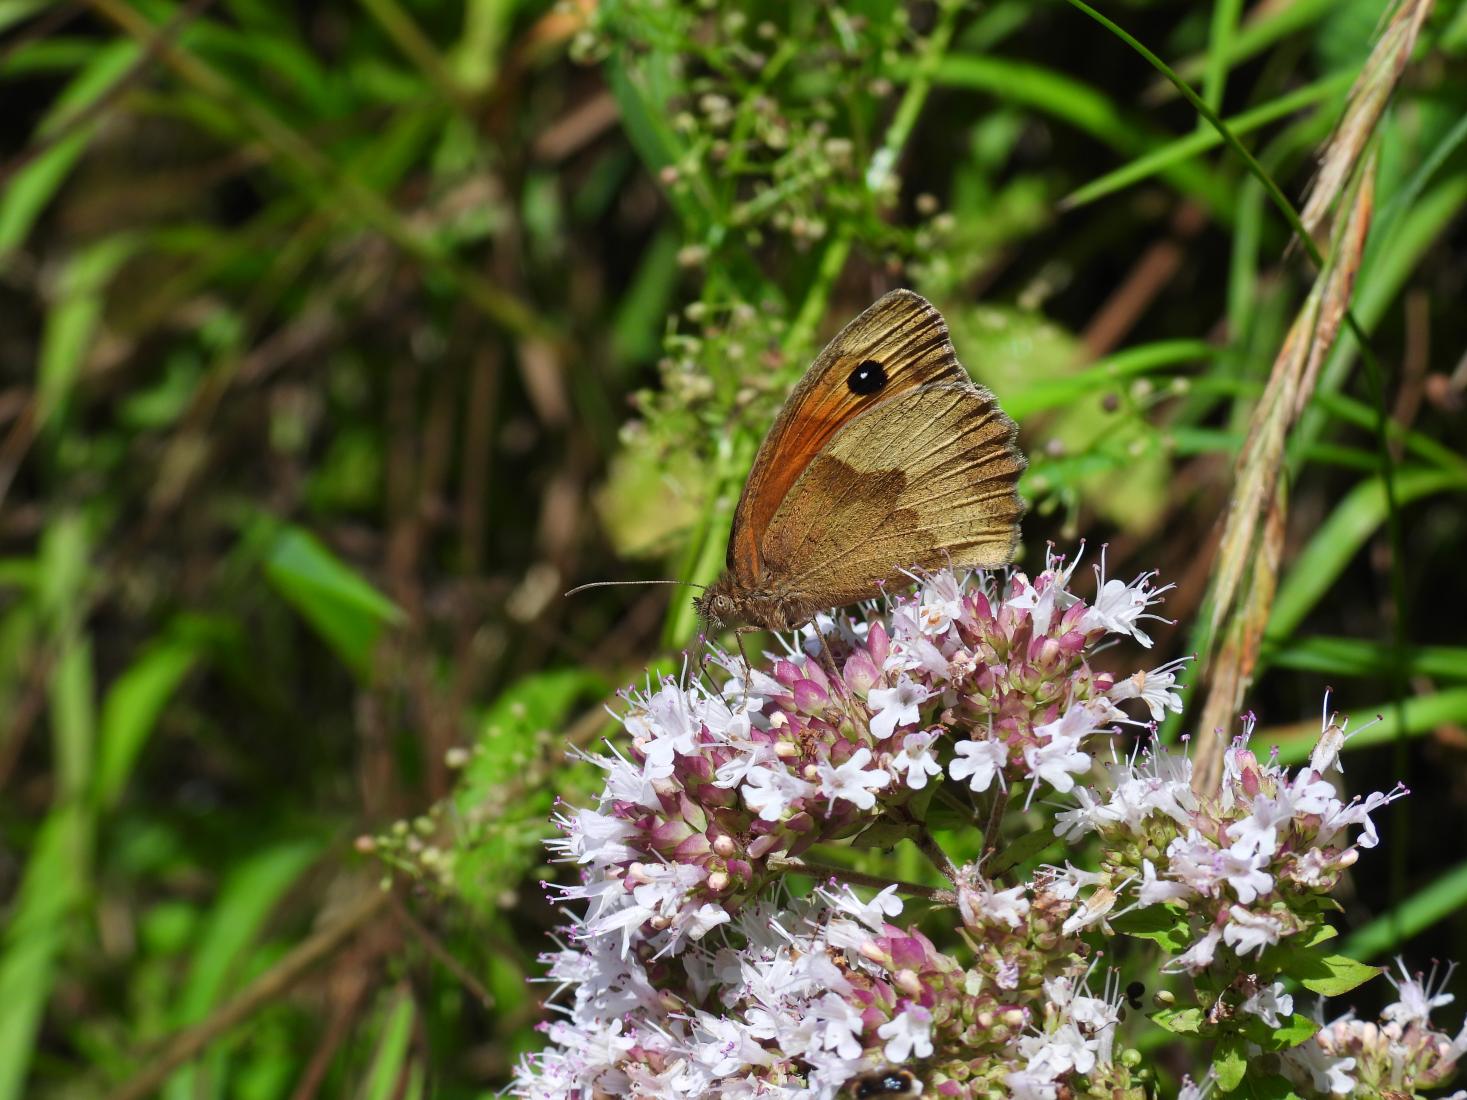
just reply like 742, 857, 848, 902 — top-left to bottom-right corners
812, 622, 870, 732
734, 627, 760, 697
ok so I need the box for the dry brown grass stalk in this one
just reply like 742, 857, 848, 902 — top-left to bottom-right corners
1191, 154, 1377, 796
1299, 0, 1432, 239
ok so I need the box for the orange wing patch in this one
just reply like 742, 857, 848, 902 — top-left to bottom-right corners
728, 290, 969, 584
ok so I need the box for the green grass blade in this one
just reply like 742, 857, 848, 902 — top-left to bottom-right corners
264, 525, 404, 678
1265, 635, 1467, 683
0, 40, 140, 254
1003, 340, 1216, 420
1343, 860, 1467, 961
94, 638, 200, 809
1063, 71, 1353, 210
0, 804, 93, 1100
1269, 469, 1467, 641
36, 237, 137, 433
360, 989, 417, 1100
931, 55, 1228, 214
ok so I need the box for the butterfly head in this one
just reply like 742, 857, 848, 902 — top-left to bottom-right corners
693, 578, 739, 628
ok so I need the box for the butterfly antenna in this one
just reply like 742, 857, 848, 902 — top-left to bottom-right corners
564, 578, 707, 597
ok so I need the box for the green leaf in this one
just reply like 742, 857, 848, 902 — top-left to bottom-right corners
263, 525, 403, 678
1344, 859, 1467, 961
175, 839, 322, 1025
1237, 1073, 1305, 1100
1150, 1005, 1205, 1035
1265, 635, 1467, 683
985, 824, 1060, 877
36, 235, 138, 435
94, 638, 200, 809
1270, 468, 1467, 639
0, 804, 93, 1100
361, 989, 417, 1100
931, 56, 1228, 215
1265, 1013, 1320, 1051
1215, 1033, 1249, 1091
0, 41, 141, 253
1298, 953, 1382, 998
449, 668, 610, 915
1110, 904, 1194, 952
1063, 70, 1353, 209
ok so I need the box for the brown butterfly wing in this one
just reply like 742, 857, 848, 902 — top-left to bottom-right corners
756, 383, 1024, 610
728, 290, 969, 587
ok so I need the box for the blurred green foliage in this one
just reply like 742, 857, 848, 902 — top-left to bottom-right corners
2, 0, 1467, 1096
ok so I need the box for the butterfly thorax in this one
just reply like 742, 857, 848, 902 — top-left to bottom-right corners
695, 573, 819, 632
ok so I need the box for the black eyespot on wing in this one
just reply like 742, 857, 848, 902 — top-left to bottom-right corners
846, 359, 888, 395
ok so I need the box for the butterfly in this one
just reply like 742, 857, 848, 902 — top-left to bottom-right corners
694, 289, 1026, 633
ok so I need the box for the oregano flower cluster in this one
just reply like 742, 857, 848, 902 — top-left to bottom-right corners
512, 551, 1462, 1099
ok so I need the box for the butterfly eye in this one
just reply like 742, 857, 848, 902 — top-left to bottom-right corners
846, 359, 888, 395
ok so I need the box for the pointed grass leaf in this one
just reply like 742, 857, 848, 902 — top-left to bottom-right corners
1269, 468, 1467, 642
94, 639, 201, 809
1344, 860, 1467, 961
0, 805, 93, 1100
0, 40, 141, 253
361, 988, 417, 1100
264, 526, 403, 678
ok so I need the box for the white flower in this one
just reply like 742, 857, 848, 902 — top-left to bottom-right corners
867, 674, 932, 740
996, 958, 1021, 989
1382, 957, 1456, 1028
742, 764, 815, 821
816, 748, 890, 811
877, 1006, 934, 1062
1281, 1042, 1357, 1096
949, 736, 1008, 792
1053, 786, 1114, 841
546, 806, 640, 866
1222, 906, 1283, 956
958, 877, 1030, 929
1165, 926, 1222, 974
1217, 836, 1276, 905
1005, 1069, 1059, 1100
1107, 658, 1187, 722
1007, 576, 1058, 637
1136, 858, 1192, 906
1025, 699, 1113, 795
890, 730, 944, 789
811, 992, 866, 1060
1043, 862, 1105, 902
819, 882, 903, 930
1079, 555, 1172, 647
917, 571, 965, 634
1241, 981, 1294, 1028
1007, 554, 1080, 637
625, 681, 703, 769
1317, 786, 1407, 850
1166, 830, 1225, 896
1061, 887, 1118, 936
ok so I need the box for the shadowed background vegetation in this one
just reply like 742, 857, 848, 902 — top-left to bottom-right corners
2, 0, 1466, 1095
